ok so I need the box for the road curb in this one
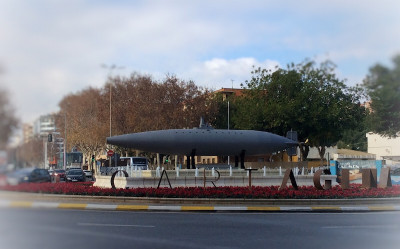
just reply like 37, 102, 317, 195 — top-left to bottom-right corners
1, 199, 400, 212
2, 191, 400, 206
1, 191, 400, 212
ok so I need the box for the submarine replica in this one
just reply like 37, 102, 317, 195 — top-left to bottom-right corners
106, 118, 298, 169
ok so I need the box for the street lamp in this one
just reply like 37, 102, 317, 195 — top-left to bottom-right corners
101, 64, 124, 168
101, 64, 124, 137
63, 113, 66, 170
228, 100, 230, 166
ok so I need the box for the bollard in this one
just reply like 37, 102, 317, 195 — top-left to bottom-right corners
156, 166, 161, 177
176, 167, 179, 177
212, 167, 215, 177
247, 167, 252, 177
195, 168, 199, 177
229, 166, 232, 177
263, 166, 266, 177
279, 166, 282, 176
203, 168, 206, 188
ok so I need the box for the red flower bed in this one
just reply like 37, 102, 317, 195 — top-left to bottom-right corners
1, 182, 400, 199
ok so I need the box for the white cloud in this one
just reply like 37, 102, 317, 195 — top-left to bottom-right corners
184, 57, 280, 89
0, 0, 400, 126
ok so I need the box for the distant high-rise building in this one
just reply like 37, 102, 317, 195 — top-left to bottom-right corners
33, 113, 65, 168
33, 114, 56, 137
22, 123, 33, 144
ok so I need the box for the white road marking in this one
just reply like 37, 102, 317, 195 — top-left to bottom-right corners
77, 222, 155, 228
322, 225, 399, 229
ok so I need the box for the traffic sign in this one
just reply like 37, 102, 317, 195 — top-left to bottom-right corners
107, 150, 114, 157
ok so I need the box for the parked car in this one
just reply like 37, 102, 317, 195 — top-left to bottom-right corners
6, 168, 51, 185
50, 169, 66, 181
83, 170, 93, 180
66, 168, 86, 182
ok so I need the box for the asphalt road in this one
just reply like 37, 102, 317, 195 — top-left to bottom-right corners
0, 209, 399, 249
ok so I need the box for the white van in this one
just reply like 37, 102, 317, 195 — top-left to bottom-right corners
119, 157, 148, 170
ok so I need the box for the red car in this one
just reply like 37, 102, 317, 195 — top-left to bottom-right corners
51, 169, 66, 182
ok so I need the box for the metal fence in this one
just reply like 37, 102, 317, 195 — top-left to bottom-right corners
97, 165, 330, 178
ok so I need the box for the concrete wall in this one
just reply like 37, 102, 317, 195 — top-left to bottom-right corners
367, 132, 400, 164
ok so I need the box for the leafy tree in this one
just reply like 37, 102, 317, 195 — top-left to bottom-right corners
235, 60, 366, 161
207, 93, 238, 130
0, 87, 19, 149
337, 127, 368, 152
363, 55, 400, 137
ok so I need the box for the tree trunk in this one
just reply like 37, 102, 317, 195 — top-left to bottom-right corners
317, 146, 326, 166
299, 144, 310, 161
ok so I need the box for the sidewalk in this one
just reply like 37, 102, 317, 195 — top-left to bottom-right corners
1, 191, 400, 212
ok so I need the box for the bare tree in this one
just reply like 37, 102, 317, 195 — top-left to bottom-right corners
56, 73, 214, 160
57, 87, 107, 163
16, 137, 43, 166
0, 87, 19, 149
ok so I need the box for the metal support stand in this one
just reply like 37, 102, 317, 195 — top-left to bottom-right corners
240, 150, 245, 169
186, 155, 190, 169
191, 149, 196, 169
157, 169, 172, 189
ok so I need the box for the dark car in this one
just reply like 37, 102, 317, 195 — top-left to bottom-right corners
66, 169, 86, 182
50, 169, 66, 182
7, 168, 51, 185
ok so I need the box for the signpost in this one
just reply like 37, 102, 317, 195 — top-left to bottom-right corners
107, 150, 114, 167
107, 150, 114, 157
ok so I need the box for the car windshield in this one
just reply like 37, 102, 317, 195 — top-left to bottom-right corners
132, 158, 147, 164
11, 168, 34, 176
68, 170, 82, 174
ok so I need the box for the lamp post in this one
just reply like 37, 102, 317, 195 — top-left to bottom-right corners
101, 64, 124, 137
101, 64, 124, 168
227, 100, 230, 166
63, 113, 66, 170
228, 79, 234, 167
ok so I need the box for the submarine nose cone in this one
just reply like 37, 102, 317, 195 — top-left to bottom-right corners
106, 135, 125, 146
106, 136, 113, 144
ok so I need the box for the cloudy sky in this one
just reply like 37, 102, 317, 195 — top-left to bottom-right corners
0, 0, 399, 124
